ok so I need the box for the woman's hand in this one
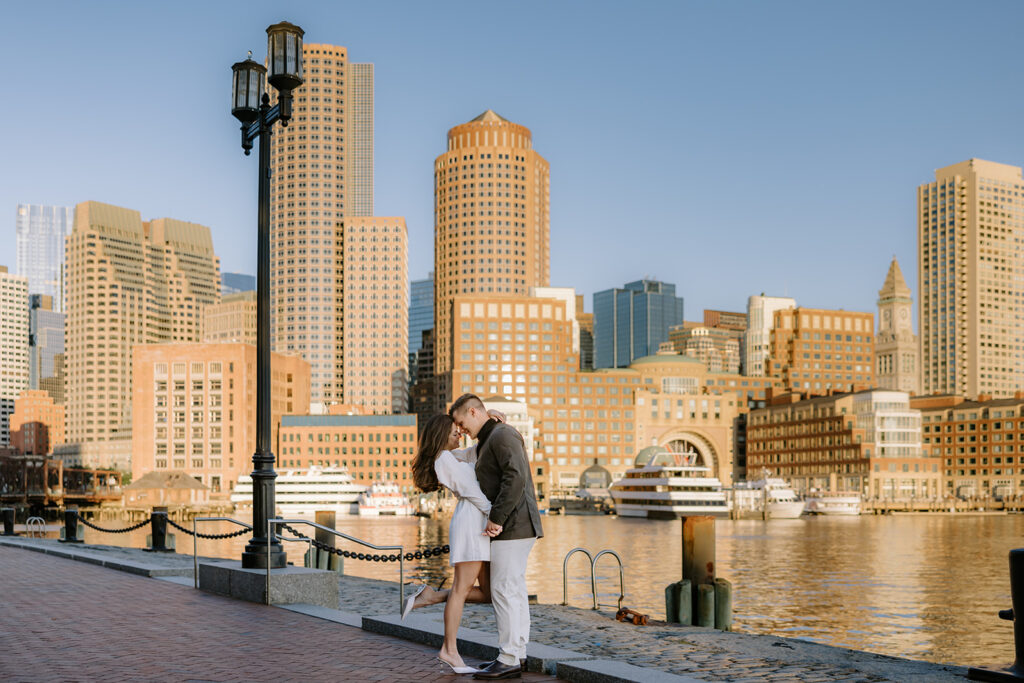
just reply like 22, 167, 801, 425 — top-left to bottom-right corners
487, 409, 507, 423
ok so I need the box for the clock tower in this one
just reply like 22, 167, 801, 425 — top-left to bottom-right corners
875, 257, 919, 394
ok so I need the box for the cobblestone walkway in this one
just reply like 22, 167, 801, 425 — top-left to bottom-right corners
339, 574, 968, 683
0, 546, 558, 683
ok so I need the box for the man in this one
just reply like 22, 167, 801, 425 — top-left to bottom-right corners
450, 393, 543, 680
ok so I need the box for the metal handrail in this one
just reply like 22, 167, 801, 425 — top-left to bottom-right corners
267, 518, 405, 611
593, 549, 625, 610
192, 517, 254, 588
562, 547, 595, 607
25, 517, 45, 538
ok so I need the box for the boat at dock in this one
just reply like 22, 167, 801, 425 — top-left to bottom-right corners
608, 446, 730, 519
804, 491, 862, 516
731, 471, 806, 519
231, 466, 366, 515
357, 480, 414, 516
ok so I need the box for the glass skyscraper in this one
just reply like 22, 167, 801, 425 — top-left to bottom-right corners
16, 204, 73, 312
593, 279, 685, 369
409, 272, 434, 356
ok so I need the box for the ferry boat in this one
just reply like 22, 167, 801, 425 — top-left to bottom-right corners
609, 447, 730, 519
804, 491, 862, 516
731, 471, 806, 519
357, 480, 415, 516
231, 466, 367, 515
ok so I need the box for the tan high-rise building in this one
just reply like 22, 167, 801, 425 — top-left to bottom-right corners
270, 43, 376, 405
434, 111, 550, 406
203, 291, 256, 345
766, 307, 875, 395
65, 201, 220, 470
918, 159, 1024, 399
1, 266, 30, 447
876, 257, 919, 394
131, 343, 310, 498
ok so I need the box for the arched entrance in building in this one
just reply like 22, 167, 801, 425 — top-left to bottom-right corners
657, 433, 719, 478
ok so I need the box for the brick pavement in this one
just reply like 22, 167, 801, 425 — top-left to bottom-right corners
0, 546, 559, 683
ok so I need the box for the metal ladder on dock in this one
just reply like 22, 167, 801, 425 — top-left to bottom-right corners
561, 547, 625, 610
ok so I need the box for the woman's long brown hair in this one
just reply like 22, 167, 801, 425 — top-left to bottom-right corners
411, 413, 453, 492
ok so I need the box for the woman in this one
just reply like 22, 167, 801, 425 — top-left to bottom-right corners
408, 412, 494, 674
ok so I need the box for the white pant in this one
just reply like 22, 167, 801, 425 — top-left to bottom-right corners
489, 537, 535, 666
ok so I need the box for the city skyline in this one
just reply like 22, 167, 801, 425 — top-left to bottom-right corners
5, 2, 1024, 320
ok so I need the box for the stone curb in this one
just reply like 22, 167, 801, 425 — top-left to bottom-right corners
556, 659, 707, 683
0, 537, 193, 577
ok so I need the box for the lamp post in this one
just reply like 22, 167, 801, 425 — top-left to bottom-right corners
231, 21, 304, 570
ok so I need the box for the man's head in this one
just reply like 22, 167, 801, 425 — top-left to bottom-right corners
449, 393, 489, 438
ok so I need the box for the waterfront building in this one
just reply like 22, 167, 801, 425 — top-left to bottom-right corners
593, 279, 685, 369
131, 343, 310, 498
747, 390, 936, 498
269, 42, 376, 405
220, 272, 255, 296
65, 201, 220, 470
576, 294, 594, 371
875, 258, 919, 395
913, 393, 1024, 499
433, 110, 550, 407
0, 266, 29, 448
278, 412, 417, 493
919, 159, 1024, 398
745, 295, 796, 377
10, 390, 64, 455
202, 291, 256, 345
481, 396, 535, 463
669, 321, 742, 374
15, 204, 73, 312
766, 307, 875, 395
28, 295, 64, 402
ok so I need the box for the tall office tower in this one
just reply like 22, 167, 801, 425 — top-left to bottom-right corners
65, 201, 220, 469
409, 273, 434, 357
203, 291, 257, 345
876, 258, 919, 394
593, 279, 685, 369
918, 159, 1024, 398
576, 294, 594, 371
765, 307, 875, 395
270, 43, 375, 404
434, 110, 550, 405
745, 294, 796, 376
220, 272, 255, 296
0, 266, 29, 447
15, 204, 73, 311
28, 294, 64, 400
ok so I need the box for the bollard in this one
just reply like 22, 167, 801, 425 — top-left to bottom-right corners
682, 516, 716, 613
1, 508, 14, 536
60, 506, 83, 543
696, 583, 716, 628
147, 507, 172, 552
969, 548, 1024, 681
315, 510, 341, 572
714, 578, 733, 631
664, 579, 692, 625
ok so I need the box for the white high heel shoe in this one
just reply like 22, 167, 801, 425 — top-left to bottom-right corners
437, 656, 479, 674
402, 584, 427, 620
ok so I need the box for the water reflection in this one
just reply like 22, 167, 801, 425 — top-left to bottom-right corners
83, 512, 1020, 667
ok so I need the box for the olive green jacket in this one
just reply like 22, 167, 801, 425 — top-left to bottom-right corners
474, 420, 543, 541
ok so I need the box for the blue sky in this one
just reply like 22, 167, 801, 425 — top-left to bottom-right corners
3, 0, 1024, 321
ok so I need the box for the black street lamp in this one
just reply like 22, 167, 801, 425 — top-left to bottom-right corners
232, 21, 304, 570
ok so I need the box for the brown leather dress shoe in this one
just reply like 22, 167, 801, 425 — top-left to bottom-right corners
472, 660, 522, 680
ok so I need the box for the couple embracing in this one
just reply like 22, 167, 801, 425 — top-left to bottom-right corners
406, 393, 543, 680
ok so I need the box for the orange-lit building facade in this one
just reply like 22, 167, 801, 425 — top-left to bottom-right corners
10, 390, 64, 455
766, 307, 875, 395
131, 343, 310, 497
278, 414, 417, 493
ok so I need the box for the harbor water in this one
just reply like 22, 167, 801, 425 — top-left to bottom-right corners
81, 511, 1019, 668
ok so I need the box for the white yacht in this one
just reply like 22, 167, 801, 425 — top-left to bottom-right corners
609, 446, 730, 520
231, 466, 366, 515
804, 491, 862, 516
357, 480, 414, 517
732, 471, 806, 519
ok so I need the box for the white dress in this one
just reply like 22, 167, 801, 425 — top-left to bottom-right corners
435, 447, 492, 565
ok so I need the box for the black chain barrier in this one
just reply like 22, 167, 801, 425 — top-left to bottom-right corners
73, 512, 151, 534
165, 517, 250, 540
279, 523, 450, 562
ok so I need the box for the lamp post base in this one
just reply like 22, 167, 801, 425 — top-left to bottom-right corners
241, 543, 287, 569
